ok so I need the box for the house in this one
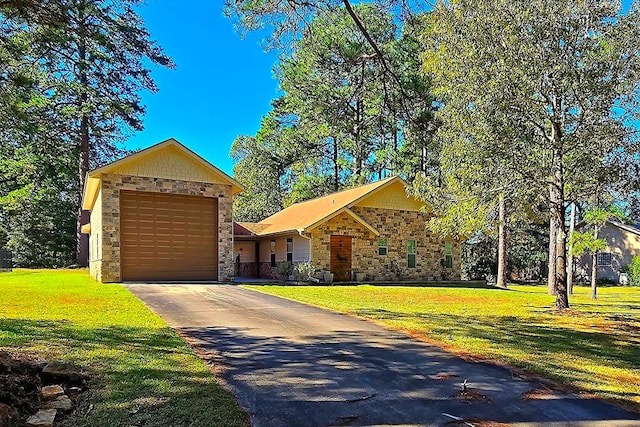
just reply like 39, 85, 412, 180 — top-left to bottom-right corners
234, 177, 462, 282
81, 138, 242, 282
575, 220, 640, 284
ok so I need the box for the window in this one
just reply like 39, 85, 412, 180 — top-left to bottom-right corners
286, 238, 293, 262
445, 242, 453, 269
597, 252, 612, 267
378, 238, 388, 255
270, 240, 276, 267
407, 240, 416, 268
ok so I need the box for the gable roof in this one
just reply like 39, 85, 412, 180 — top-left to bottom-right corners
609, 220, 640, 237
244, 176, 418, 237
82, 138, 243, 210
576, 219, 640, 237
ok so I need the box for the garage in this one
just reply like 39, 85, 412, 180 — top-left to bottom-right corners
120, 191, 218, 281
81, 138, 242, 283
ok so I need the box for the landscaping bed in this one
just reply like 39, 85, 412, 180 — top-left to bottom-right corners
0, 351, 87, 426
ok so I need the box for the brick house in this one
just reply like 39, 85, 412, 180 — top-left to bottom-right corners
234, 177, 462, 282
81, 138, 242, 283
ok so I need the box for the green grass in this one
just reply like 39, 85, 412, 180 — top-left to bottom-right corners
245, 283, 640, 410
0, 269, 248, 426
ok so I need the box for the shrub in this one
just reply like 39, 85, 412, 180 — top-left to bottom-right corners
625, 256, 640, 286
277, 261, 293, 278
295, 261, 315, 280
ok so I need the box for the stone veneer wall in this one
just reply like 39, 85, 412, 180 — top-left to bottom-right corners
97, 172, 234, 282
310, 207, 461, 281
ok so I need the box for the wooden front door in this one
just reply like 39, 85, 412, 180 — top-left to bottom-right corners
330, 235, 352, 282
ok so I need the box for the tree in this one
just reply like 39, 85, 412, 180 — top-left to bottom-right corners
52, 0, 173, 265
569, 205, 626, 299
226, 1, 439, 180
0, 0, 173, 265
232, 5, 439, 220
231, 108, 306, 222
423, 0, 640, 310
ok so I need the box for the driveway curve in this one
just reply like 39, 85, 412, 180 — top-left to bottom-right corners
127, 284, 639, 427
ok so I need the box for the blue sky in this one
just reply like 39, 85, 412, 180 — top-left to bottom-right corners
128, 0, 280, 175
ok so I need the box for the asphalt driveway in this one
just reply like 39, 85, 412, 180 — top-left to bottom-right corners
127, 284, 640, 427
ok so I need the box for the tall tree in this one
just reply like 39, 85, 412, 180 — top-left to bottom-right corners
0, 0, 174, 265
232, 5, 438, 222
423, 0, 640, 310
226, 0, 439, 180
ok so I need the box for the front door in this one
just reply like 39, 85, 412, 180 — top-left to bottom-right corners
330, 235, 352, 281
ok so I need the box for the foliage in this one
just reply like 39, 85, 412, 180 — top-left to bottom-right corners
0, 269, 248, 426
462, 220, 548, 282
294, 261, 316, 280
568, 231, 607, 258
569, 204, 626, 297
422, 0, 640, 309
624, 256, 640, 287
231, 5, 438, 222
277, 260, 294, 278
249, 284, 640, 409
0, 0, 173, 265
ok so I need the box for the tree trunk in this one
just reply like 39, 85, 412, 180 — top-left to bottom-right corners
590, 192, 601, 300
76, 114, 90, 266
353, 99, 362, 180
554, 216, 569, 310
547, 214, 557, 295
332, 136, 339, 191
76, 14, 89, 267
591, 223, 599, 300
550, 130, 569, 310
496, 193, 508, 288
567, 202, 576, 294
591, 251, 598, 300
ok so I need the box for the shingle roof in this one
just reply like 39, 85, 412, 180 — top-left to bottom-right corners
243, 176, 403, 236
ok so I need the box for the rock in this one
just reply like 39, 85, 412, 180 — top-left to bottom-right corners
41, 385, 65, 400
0, 403, 20, 427
42, 362, 83, 383
46, 394, 74, 412
26, 408, 57, 427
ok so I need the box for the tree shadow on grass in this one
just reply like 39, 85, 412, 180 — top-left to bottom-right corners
354, 308, 640, 406
0, 318, 248, 427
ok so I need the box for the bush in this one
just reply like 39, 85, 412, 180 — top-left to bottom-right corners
625, 256, 640, 286
277, 261, 293, 278
295, 261, 315, 280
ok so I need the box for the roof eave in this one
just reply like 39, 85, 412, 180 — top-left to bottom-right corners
81, 174, 101, 210
305, 207, 379, 236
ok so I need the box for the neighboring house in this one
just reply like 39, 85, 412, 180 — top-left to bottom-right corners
575, 220, 640, 284
81, 138, 243, 282
234, 177, 462, 282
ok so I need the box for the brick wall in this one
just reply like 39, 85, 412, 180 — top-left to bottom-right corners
96, 173, 234, 282
310, 207, 461, 281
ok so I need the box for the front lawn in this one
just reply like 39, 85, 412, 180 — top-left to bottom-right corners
0, 269, 248, 426
246, 284, 640, 410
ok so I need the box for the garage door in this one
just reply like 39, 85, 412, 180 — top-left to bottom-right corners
120, 191, 218, 281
